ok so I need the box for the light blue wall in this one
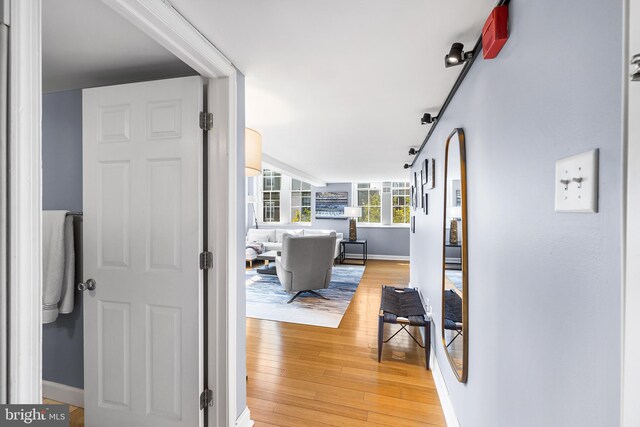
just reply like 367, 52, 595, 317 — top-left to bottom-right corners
252, 182, 410, 257
410, 1, 623, 426
42, 90, 84, 389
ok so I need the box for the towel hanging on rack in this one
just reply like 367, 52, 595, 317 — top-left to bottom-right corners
42, 210, 75, 323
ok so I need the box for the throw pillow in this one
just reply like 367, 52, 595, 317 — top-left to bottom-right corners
276, 229, 303, 243
252, 234, 270, 243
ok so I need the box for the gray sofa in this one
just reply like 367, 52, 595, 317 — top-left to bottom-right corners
275, 233, 337, 303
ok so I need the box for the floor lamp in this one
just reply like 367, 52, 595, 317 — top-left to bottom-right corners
247, 195, 258, 229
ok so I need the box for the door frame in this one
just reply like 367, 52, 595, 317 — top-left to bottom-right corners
623, 0, 639, 424
8, 1, 247, 426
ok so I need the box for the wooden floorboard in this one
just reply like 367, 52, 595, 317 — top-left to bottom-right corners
247, 259, 446, 426
43, 399, 83, 427
44, 260, 445, 427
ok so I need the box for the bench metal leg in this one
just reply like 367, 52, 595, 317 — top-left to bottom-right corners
424, 324, 431, 370
377, 315, 384, 363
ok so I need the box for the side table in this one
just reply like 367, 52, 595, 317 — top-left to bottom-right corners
340, 239, 367, 265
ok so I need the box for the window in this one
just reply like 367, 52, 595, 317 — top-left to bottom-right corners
262, 169, 281, 222
356, 183, 381, 223
257, 169, 312, 224
291, 179, 312, 223
354, 181, 410, 226
392, 182, 410, 224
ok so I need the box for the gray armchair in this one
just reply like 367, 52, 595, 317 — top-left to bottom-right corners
276, 232, 337, 303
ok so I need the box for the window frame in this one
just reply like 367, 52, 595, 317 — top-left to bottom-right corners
353, 181, 411, 227
355, 182, 382, 225
290, 179, 312, 224
260, 169, 282, 224
257, 169, 313, 225
391, 181, 411, 224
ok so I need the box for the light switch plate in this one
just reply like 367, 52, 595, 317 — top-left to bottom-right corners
555, 149, 599, 213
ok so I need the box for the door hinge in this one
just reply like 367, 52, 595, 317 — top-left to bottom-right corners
199, 251, 213, 270
200, 388, 214, 409
199, 111, 213, 131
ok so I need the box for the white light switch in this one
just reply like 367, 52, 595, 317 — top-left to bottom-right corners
555, 149, 599, 213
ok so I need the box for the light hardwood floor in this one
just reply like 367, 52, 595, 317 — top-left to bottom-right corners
45, 260, 444, 427
43, 399, 83, 427
247, 259, 446, 427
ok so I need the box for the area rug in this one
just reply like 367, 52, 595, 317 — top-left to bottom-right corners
245, 265, 365, 328
446, 270, 463, 291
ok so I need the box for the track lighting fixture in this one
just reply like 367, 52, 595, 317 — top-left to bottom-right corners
403, 163, 410, 169
408, 148, 417, 155
445, 42, 474, 68
421, 113, 438, 125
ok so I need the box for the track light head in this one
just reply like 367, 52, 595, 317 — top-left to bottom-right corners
421, 113, 438, 125
408, 148, 417, 155
445, 42, 473, 68
403, 163, 410, 169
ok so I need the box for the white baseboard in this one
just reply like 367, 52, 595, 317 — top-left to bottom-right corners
344, 253, 410, 261
236, 406, 254, 427
42, 381, 84, 408
429, 350, 460, 427
410, 297, 460, 427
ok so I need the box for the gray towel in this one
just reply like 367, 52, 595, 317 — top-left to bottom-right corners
42, 211, 75, 323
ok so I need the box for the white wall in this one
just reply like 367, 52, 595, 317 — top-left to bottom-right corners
410, 0, 624, 425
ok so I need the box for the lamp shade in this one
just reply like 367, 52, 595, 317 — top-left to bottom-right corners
448, 206, 462, 219
245, 128, 262, 176
344, 207, 362, 218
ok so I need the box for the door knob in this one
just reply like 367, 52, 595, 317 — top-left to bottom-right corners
77, 279, 96, 292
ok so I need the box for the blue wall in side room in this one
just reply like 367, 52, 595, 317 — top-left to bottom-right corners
42, 89, 84, 389
410, 0, 623, 425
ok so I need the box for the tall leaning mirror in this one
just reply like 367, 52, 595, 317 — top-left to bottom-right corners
442, 128, 468, 382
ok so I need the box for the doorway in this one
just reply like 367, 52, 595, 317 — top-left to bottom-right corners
8, 0, 243, 425
41, 2, 203, 426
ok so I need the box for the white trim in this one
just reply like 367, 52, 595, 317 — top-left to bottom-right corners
10, 1, 251, 426
208, 74, 241, 427
42, 381, 84, 408
344, 253, 409, 261
8, 0, 42, 404
257, 222, 312, 228
413, 289, 458, 427
263, 154, 327, 187
357, 223, 410, 229
623, 0, 640, 423
429, 349, 460, 427
226, 74, 240, 427
235, 406, 254, 427
99, 0, 235, 78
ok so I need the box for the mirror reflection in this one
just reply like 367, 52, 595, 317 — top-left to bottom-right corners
442, 128, 467, 382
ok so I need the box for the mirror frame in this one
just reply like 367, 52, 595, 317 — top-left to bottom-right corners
441, 128, 468, 383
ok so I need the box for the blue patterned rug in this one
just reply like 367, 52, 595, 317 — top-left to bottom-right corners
246, 265, 366, 328
446, 270, 463, 291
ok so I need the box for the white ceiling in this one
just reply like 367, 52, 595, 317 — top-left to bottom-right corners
170, 0, 495, 182
42, 0, 195, 93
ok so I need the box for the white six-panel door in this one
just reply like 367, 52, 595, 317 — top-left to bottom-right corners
82, 76, 204, 427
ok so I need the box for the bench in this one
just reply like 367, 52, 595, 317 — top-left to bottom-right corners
378, 285, 430, 370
